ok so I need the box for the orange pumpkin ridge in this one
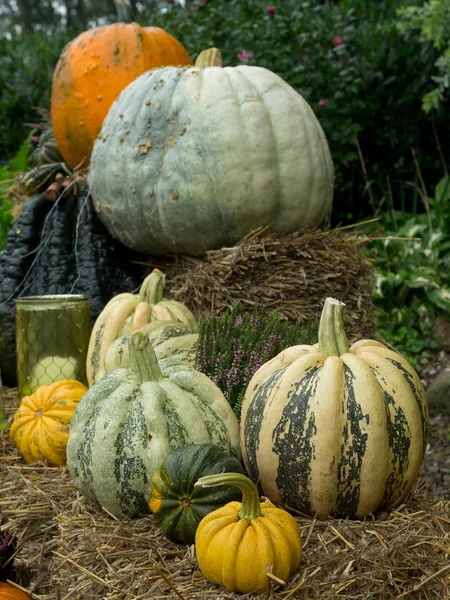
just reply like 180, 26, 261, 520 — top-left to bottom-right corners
51, 24, 193, 167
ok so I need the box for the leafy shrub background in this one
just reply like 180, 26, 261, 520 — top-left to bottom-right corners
0, 0, 448, 225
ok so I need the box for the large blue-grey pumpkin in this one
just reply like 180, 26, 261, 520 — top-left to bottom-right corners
67, 330, 240, 518
89, 48, 334, 256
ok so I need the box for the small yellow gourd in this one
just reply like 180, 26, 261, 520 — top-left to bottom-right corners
10, 380, 87, 466
194, 473, 302, 593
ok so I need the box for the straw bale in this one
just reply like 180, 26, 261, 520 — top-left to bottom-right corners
1, 388, 449, 600
148, 226, 377, 341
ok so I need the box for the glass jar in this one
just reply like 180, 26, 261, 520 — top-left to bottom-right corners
15, 295, 91, 398
0, 370, 8, 431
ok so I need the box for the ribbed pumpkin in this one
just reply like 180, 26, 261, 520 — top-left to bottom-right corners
89, 48, 334, 256
240, 298, 429, 519
149, 444, 244, 545
195, 473, 302, 594
104, 319, 198, 376
67, 331, 240, 519
86, 268, 197, 386
28, 127, 64, 167
51, 13, 193, 168
10, 380, 87, 466
0, 582, 31, 600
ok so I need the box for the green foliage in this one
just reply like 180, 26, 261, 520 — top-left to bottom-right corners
397, 0, 450, 112
359, 176, 450, 367
0, 137, 31, 250
195, 302, 318, 418
0, 32, 71, 161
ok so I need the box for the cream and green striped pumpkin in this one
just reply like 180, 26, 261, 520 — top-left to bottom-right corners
87, 268, 197, 386
104, 319, 198, 374
240, 298, 429, 519
89, 48, 334, 256
68, 331, 240, 519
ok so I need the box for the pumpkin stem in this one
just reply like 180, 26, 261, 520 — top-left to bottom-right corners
114, 0, 132, 22
138, 269, 165, 304
129, 330, 163, 383
195, 473, 262, 520
318, 297, 350, 357
195, 48, 223, 68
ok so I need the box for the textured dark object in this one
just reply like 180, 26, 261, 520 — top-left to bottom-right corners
0, 186, 143, 386
0, 528, 14, 581
149, 444, 244, 545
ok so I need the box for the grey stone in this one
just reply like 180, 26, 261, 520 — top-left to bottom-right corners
427, 369, 450, 415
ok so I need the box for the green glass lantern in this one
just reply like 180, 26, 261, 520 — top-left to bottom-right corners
15, 295, 91, 398
0, 371, 8, 431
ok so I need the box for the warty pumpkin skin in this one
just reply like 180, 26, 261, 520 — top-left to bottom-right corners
194, 473, 302, 594
10, 380, 87, 466
240, 298, 429, 519
51, 23, 193, 168
104, 319, 198, 376
149, 444, 244, 545
89, 48, 334, 256
86, 268, 198, 386
68, 331, 241, 519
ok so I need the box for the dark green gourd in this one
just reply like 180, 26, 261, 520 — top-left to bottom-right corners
0, 186, 143, 385
149, 444, 244, 545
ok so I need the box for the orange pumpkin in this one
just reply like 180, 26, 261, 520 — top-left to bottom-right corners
51, 23, 193, 167
10, 380, 87, 466
0, 582, 31, 599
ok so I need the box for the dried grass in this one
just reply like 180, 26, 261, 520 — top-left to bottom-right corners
147, 226, 377, 341
1, 388, 449, 600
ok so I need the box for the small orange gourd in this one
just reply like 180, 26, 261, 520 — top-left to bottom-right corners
194, 473, 302, 594
0, 582, 31, 599
51, 3, 193, 167
10, 380, 87, 466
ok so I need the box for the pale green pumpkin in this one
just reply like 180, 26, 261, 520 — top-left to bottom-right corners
67, 330, 240, 518
89, 48, 334, 256
104, 319, 198, 375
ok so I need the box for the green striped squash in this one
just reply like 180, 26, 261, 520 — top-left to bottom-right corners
104, 320, 198, 375
240, 297, 429, 519
67, 331, 240, 518
149, 444, 244, 545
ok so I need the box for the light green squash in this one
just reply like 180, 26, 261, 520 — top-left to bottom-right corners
104, 319, 198, 375
89, 48, 334, 256
67, 330, 240, 518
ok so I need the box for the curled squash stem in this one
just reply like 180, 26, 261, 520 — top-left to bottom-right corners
195, 473, 262, 520
129, 330, 163, 383
138, 269, 165, 305
318, 297, 350, 357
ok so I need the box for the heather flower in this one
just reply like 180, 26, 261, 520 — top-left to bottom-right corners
266, 5, 276, 17
31, 135, 41, 143
38, 107, 52, 120
191, 5, 199, 10
195, 302, 318, 419
333, 36, 344, 47
237, 49, 255, 62
318, 97, 328, 108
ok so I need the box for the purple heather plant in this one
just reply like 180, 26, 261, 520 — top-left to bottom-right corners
195, 302, 318, 419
